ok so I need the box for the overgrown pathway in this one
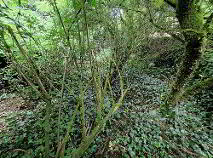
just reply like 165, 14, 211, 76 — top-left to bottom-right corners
0, 66, 212, 158
94, 66, 213, 158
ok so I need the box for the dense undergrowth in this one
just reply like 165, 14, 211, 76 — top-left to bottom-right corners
0, 57, 213, 158
1, 0, 213, 157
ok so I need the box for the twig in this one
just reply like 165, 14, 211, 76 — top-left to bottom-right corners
12, 149, 31, 155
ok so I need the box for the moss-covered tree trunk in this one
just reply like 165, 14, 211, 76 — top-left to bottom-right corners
164, 0, 205, 105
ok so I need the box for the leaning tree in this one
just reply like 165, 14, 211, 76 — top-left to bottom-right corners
159, 0, 213, 111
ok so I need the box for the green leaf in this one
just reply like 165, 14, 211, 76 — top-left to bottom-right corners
35, 1, 52, 12
153, 0, 164, 8
89, 0, 96, 7
73, 0, 82, 10
154, 142, 161, 148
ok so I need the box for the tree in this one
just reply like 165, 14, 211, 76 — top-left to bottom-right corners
161, 0, 213, 111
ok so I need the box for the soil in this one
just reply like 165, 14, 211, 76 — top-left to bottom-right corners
0, 96, 27, 133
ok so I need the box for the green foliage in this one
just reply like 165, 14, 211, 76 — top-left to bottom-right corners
34, 1, 52, 12
153, 0, 164, 8
0, 0, 213, 157
0, 107, 44, 157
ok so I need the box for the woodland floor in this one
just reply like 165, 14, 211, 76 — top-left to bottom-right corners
0, 62, 213, 158
88, 65, 213, 158
0, 97, 27, 133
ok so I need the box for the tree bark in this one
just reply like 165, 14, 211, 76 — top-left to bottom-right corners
166, 0, 205, 103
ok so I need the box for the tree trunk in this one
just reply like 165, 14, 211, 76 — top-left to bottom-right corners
169, 0, 205, 102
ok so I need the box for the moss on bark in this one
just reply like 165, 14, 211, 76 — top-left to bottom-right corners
165, 0, 205, 107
